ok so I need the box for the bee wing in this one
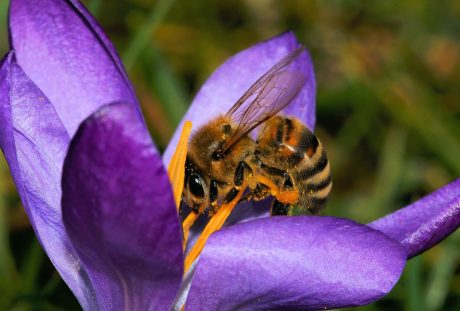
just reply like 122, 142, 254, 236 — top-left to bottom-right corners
223, 46, 306, 151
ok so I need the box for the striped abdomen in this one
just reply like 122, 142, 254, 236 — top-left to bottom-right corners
255, 116, 332, 214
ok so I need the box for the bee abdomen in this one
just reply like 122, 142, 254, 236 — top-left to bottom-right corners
305, 174, 332, 192
295, 127, 319, 158
295, 150, 328, 180
306, 196, 329, 214
304, 174, 332, 203
277, 118, 320, 166
296, 149, 332, 213
300, 176, 332, 213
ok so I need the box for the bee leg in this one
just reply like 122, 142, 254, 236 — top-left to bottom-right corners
258, 162, 286, 178
252, 183, 271, 201
271, 199, 291, 216
234, 161, 253, 187
263, 172, 299, 208
217, 161, 252, 209
224, 187, 240, 204
256, 165, 298, 203
266, 168, 294, 191
282, 173, 294, 189
256, 158, 294, 189
209, 180, 218, 206
191, 205, 200, 214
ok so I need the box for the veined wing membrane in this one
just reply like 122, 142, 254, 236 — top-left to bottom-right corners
223, 46, 307, 151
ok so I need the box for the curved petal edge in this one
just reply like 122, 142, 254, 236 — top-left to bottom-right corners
9, 0, 141, 136
0, 51, 95, 309
369, 178, 460, 258
187, 216, 407, 311
62, 102, 183, 310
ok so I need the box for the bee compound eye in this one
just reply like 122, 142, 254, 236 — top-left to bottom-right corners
188, 174, 205, 198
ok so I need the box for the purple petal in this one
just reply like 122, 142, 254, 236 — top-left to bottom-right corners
9, 0, 141, 136
183, 200, 270, 256
369, 178, 460, 258
62, 102, 183, 309
163, 32, 316, 166
187, 217, 406, 311
0, 52, 95, 308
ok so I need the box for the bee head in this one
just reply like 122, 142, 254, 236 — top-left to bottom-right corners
183, 157, 209, 213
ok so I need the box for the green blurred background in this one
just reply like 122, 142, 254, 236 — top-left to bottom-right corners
0, 0, 459, 310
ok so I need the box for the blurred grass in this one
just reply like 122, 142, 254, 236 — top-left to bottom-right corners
0, 0, 459, 310
122, 0, 177, 70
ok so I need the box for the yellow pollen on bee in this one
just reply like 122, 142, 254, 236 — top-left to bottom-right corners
276, 190, 299, 204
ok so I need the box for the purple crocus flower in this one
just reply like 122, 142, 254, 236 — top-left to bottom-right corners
0, 0, 458, 310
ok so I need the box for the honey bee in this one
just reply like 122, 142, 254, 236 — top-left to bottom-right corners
182, 46, 331, 216
253, 116, 332, 215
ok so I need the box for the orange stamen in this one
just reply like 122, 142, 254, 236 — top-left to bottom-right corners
166, 122, 251, 274
184, 187, 245, 272
167, 121, 192, 211
182, 212, 199, 248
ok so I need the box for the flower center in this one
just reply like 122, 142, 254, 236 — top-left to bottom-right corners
167, 121, 244, 273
